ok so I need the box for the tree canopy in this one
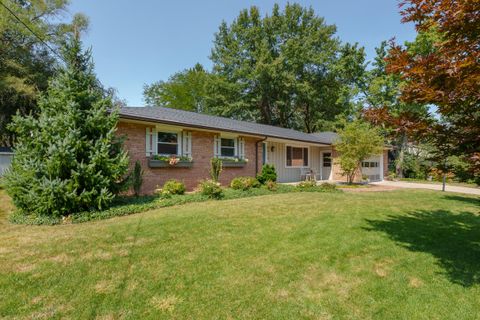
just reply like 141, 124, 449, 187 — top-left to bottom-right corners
144, 4, 366, 133
387, 0, 480, 182
143, 63, 210, 112
334, 120, 384, 184
0, 0, 88, 147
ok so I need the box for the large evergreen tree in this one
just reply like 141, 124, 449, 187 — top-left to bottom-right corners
4, 38, 129, 217
208, 4, 365, 132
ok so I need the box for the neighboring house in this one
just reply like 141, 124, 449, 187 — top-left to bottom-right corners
117, 107, 388, 194
0, 147, 13, 176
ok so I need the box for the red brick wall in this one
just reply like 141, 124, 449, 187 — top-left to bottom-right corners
117, 121, 263, 194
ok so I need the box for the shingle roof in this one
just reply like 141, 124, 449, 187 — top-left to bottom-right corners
119, 107, 332, 145
309, 132, 339, 144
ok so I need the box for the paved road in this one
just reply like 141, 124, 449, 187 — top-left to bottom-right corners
372, 180, 480, 196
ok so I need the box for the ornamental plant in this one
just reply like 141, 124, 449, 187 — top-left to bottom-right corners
4, 38, 129, 217
132, 161, 144, 197
210, 158, 223, 182
198, 179, 223, 199
256, 164, 277, 184
160, 179, 186, 196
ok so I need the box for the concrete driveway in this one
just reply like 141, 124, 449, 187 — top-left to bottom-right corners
372, 180, 480, 196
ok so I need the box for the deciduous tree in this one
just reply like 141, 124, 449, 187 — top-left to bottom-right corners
0, 0, 88, 146
334, 121, 384, 184
209, 3, 365, 132
387, 0, 480, 181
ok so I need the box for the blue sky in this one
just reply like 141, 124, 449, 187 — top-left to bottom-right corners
66, 0, 416, 106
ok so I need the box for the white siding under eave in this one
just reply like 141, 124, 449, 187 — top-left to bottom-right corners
265, 141, 322, 182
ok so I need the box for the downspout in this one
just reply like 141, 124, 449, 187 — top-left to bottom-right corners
255, 136, 268, 175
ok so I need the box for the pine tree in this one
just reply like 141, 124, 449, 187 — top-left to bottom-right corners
4, 38, 129, 217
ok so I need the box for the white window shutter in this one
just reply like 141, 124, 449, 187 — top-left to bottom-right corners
214, 135, 220, 157
182, 131, 192, 158
238, 137, 245, 159
152, 127, 158, 155
145, 127, 152, 156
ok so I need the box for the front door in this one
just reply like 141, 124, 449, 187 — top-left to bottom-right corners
321, 152, 332, 180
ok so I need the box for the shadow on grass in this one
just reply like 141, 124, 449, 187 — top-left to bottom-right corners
365, 210, 480, 287
442, 195, 480, 207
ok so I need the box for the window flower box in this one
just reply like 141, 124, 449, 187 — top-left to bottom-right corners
218, 157, 248, 168
148, 155, 193, 168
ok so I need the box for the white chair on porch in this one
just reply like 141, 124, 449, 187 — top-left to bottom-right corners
300, 168, 316, 181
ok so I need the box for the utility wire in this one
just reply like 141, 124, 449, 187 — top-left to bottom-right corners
0, 0, 63, 60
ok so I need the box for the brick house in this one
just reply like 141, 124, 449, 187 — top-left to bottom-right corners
117, 107, 388, 194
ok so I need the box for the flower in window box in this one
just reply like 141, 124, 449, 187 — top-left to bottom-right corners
244, 158, 249, 162
169, 156, 180, 166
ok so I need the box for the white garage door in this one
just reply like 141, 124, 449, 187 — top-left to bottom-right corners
361, 155, 383, 181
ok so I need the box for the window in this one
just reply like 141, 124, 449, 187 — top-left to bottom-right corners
286, 146, 308, 167
220, 138, 235, 157
362, 161, 378, 168
323, 153, 332, 167
157, 132, 178, 155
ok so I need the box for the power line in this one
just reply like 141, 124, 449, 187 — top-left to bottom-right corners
0, 0, 63, 60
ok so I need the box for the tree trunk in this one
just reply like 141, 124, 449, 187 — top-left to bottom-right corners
396, 133, 408, 178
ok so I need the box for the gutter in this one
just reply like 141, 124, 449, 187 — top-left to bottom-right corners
255, 136, 268, 175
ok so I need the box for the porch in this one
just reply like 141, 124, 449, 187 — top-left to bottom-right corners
262, 140, 385, 183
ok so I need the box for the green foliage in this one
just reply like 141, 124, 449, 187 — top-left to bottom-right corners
160, 179, 186, 196
295, 181, 339, 192
210, 158, 223, 182
295, 180, 317, 190
132, 161, 143, 196
143, 63, 211, 112
334, 120, 384, 184
317, 182, 338, 192
4, 38, 129, 217
230, 177, 260, 190
198, 180, 223, 199
265, 180, 278, 191
209, 4, 367, 132
151, 155, 192, 162
402, 152, 431, 180
256, 164, 277, 184
0, 1, 89, 146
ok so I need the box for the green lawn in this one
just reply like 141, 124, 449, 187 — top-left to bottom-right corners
399, 178, 479, 189
0, 189, 479, 319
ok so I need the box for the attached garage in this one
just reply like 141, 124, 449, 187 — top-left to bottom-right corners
361, 155, 384, 182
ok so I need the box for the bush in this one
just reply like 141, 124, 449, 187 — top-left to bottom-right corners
230, 176, 260, 190
265, 180, 277, 191
160, 179, 186, 196
295, 180, 317, 191
317, 182, 337, 191
198, 179, 223, 199
132, 161, 144, 196
210, 158, 223, 182
256, 164, 277, 184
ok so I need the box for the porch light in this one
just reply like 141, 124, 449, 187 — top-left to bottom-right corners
270, 146, 275, 152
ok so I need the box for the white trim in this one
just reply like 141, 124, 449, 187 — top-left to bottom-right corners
284, 144, 310, 169
320, 150, 333, 181
380, 152, 384, 181
262, 142, 268, 164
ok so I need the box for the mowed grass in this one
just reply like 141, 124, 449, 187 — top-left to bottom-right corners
0, 189, 479, 319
